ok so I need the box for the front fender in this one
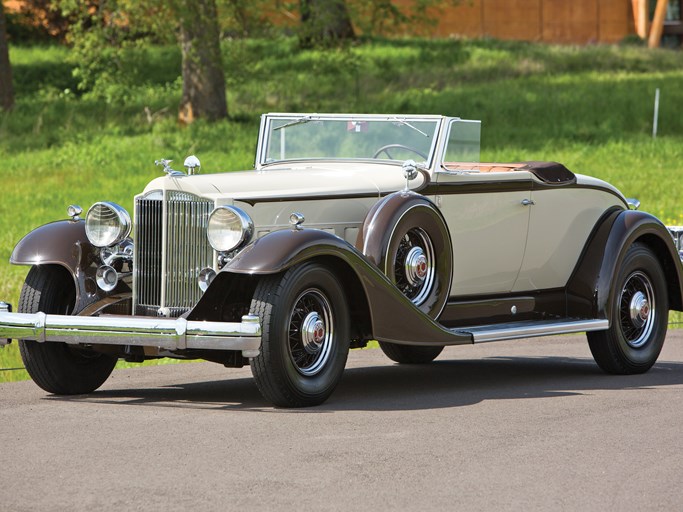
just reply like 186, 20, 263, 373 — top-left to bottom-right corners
11, 219, 93, 271
224, 228, 353, 275
10, 219, 123, 312
198, 228, 472, 346
567, 209, 683, 319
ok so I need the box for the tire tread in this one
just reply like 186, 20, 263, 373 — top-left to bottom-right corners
249, 263, 350, 407
249, 273, 302, 407
18, 266, 117, 394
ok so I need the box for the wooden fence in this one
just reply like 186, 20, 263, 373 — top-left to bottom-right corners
411, 0, 635, 44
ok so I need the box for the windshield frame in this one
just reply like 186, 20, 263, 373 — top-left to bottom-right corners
254, 113, 447, 170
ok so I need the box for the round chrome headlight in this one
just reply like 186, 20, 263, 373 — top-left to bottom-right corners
207, 206, 253, 252
85, 202, 131, 248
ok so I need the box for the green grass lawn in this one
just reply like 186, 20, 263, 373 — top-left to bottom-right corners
1, 37, 682, 382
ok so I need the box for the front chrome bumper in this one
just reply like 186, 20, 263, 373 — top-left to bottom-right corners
0, 302, 261, 358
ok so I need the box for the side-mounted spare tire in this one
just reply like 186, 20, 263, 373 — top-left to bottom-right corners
358, 191, 452, 364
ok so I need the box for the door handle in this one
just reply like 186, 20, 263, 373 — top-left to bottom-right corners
521, 198, 535, 206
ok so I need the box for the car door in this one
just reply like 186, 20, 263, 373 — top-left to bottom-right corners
433, 170, 533, 296
512, 180, 626, 292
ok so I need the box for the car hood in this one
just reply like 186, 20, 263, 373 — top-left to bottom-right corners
141, 163, 426, 202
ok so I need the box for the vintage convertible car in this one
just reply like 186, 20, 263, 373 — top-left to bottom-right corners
1, 113, 682, 407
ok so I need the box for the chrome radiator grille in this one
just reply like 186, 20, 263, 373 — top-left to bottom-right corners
133, 191, 214, 317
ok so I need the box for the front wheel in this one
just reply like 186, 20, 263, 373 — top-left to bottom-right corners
587, 243, 668, 374
18, 266, 118, 394
249, 263, 350, 407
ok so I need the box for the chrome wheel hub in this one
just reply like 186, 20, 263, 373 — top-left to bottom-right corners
393, 227, 436, 307
405, 247, 428, 286
301, 312, 326, 354
288, 289, 334, 376
629, 291, 650, 329
619, 271, 656, 348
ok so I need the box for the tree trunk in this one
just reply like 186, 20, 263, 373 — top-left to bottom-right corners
0, 1, 15, 112
300, 0, 355, 48
177, 0, 227, 124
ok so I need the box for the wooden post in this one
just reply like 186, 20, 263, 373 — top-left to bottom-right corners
631, 0, 650, 39
649, 0, 669, 48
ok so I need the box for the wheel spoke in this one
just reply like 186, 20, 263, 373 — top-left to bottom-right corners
618, 271, 656, 348
287, 288, 334, 376
393, 227, 435, 306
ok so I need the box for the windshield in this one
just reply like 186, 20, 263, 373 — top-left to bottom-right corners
259, 114, 441, 166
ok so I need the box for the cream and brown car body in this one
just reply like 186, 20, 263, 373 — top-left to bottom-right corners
1, 113, 682, 407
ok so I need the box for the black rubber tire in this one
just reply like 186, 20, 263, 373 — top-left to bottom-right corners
587, 243, 668, 374
18, 266, 117, 394
249, 262, 350, 407
378, 342, 444, 364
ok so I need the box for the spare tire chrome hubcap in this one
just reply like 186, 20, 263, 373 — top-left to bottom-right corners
405, 247, 428, 286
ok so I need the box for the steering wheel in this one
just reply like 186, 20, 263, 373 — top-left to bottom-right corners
372, 144, 428, 160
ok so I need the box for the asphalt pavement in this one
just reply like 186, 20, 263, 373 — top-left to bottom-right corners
2, 331, 683, 511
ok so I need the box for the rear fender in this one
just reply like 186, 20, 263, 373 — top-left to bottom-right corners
192, 228, 471, 346
567, 209, 683, 319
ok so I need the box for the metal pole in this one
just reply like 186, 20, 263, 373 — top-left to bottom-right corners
653, 88, 660, 139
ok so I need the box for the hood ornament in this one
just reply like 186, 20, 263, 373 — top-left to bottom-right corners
155, 159, 184, 177
155, 156, 202, 177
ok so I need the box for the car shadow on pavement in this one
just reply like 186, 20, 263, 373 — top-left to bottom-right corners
46, 355, 683, 412
328, 356, 683, 412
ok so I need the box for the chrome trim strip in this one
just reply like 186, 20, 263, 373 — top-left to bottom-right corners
160, 190, 168, 308
462, 319, 609, 343
0, 304, 261, 357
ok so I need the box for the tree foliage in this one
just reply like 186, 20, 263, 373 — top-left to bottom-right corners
299, 0, 355, 48
8, 0, 71, 41
57, 0, 172, 97
57, 0, 227, 122
219, 0, 276, 38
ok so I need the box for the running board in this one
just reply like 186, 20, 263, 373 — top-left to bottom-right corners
456, 319, 609, 343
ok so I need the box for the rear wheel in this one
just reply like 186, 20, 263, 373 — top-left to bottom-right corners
587, 244, 668, 374
378, 342, 443, 364
18, 266, 117, 394
249, 263, 350, 407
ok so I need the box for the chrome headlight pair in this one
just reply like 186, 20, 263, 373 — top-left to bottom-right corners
85, 202, 131, 248
207, 206, 253, 252
86, 201, 252, 253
